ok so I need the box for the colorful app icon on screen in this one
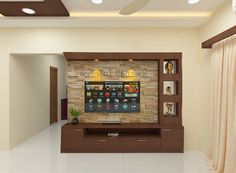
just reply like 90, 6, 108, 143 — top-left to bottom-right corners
89, 104, 94, 110
98, 86, 103, 90
105, 92, 110, 97
123, 104, 128, 110
105, 104, 111, 110
93, 92, 98, 96
114, 98, 119, 103
114, 104, 119, 110
97, 98, 102, 103
131, 104, 137, 110
106, 98, 110, 103
99, 92, 103, 96
89, 98, 94, 103
97, 104, 102, 110
118, 92, 123, 97
123, 99, 128, 103
87, 92, 92, 97
111, 92, 116, 97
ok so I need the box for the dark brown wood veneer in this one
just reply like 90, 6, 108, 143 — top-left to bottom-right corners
61, 123, 184, 153
63, 52, 181, 61
0, 0, 69, 17
202, 25, 236, 49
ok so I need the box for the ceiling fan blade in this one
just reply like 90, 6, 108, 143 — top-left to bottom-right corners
119, 0, 151, 15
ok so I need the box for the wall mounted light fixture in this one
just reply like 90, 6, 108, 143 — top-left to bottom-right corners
91, 69, 103, 81
126, 69, 137, 81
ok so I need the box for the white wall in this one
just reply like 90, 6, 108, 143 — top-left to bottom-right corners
0, 51, 10, 150
0, 28, 206, 151
200, 0, 236, 42
9, 54, 67, 148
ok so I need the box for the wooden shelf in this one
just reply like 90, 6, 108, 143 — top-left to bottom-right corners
162, 74, 181, 81
162, 95, 180, 101
84, 134, 161, 139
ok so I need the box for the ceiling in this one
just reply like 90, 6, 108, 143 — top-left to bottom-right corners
0, 0, 228, 27
64, 0, 226, 13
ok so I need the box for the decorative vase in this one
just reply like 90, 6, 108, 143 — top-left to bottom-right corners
71, 118, 79, 125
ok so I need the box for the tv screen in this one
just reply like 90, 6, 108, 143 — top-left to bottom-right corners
85, 81, 140, 113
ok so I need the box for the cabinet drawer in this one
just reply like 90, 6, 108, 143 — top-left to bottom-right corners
161, 128, 183, 141
161, 142, 183, 152
84, 138, 111, 148
84, 138, 124, 152
161, 128, 183, 135
124, 137, 161, 151
62, 128, 84, 142
161, 127, 184, 152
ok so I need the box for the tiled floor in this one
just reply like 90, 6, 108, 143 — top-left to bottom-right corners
0, 122, 211, 173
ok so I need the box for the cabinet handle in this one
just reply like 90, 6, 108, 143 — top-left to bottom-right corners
98, 139, 108, 142
163, 129, 172, 132
74, 129, 82, 132
137, 139, 147, 142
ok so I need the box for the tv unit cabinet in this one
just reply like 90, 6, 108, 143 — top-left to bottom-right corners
61, 123, 184, 153
62, 52, 184, 153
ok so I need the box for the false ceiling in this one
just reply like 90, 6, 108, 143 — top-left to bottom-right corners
0, 0, 228, 27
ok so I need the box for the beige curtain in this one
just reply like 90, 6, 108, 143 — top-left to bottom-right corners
209, 35, 236, 173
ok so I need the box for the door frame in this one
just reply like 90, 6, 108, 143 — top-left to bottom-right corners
50, 66, 58, 125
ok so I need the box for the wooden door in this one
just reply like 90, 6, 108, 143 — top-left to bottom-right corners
50, 66, 58, 124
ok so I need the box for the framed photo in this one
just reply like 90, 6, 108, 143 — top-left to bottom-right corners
163, 60, 177, 74
163, 81, 177, 95
163, 102, 177, 116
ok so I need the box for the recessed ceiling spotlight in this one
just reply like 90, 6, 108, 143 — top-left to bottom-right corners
188, 0, 200, 5
22, 8, 36, 15
91, 0, 103, 4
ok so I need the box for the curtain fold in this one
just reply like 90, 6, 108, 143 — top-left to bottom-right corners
209, 35, 236, 173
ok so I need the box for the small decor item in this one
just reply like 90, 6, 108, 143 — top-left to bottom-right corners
166, 86, 172, 95
166, 103, 173, 115
163, 81, 177, 95
163, 60, 177, 74
165, 60, 174, 74
163, 102, 177, 116
69, 107, 82, 125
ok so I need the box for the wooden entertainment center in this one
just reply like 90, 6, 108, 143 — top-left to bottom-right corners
61, 52, 183, 153
61, 123, 183, 153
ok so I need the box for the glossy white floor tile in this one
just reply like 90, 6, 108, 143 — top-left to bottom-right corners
0, 121, 212, 173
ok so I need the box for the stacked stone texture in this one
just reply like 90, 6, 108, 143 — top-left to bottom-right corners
67, 61, 158, 123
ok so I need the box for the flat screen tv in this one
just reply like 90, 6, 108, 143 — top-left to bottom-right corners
85, 81, 140, 113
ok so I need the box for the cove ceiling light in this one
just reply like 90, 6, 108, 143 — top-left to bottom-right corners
91, 0, 103, 4
22, 8, 36, 14
188, 0, 200, 5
